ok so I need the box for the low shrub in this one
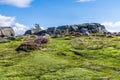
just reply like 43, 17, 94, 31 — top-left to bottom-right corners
34, 37, 49, 44
16, 37, 49, 52
16, 41, 44, 52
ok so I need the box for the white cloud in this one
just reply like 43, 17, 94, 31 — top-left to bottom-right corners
102, 21, 120, 32
0, 14, 29, 35
102, 21, 120, 28
0, 14, 15, 26
13, 23, 29, 35
77, 0, 95, 2
0, 0, 33, 8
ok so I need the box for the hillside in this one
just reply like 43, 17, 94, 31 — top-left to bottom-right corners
0, 36, 120, 80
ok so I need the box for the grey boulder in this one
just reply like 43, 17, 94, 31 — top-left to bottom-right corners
0, 27, 15, 37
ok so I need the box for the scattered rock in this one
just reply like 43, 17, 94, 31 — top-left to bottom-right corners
0, 38, 9, 43
75, 38, 84, 42
59, 52, 67, 56
6, 36, 16, 40
106, 32, 113, 38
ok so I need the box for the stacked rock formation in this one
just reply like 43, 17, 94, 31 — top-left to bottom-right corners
24, 23, 107, 36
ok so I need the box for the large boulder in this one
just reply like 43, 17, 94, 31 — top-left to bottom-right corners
46, 27, 57, 35
81, 28, 89, 36
0, 27, 15, 37
24, 30, 33, 35
24, 30, 47, 36
77, 23, 107, 33
34, 30, 47, 36
69, 25, 79, 32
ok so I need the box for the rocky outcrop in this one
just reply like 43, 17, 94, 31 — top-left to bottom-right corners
24, 23, 107, 36
0, 27, 15, 37
47, 23, 107, 35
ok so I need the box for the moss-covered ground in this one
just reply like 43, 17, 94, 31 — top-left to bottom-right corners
0, 36, 120, 80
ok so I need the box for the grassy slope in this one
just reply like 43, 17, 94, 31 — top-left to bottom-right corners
0, 36, 120, 80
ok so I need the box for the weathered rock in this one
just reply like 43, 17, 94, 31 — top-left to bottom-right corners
81, 28, 89, 36
59, 52, 67, 56
0, 27, 15, 37
106, 32, 113, 38
24, 23, 107, 36
75, 38, 84, 42
46, 27, 57, 35
34, 30, 47, 36
6, 36, 16, 40
77, 23, 107, 33
0, 38, 10, 43
47, 23, 107, 35
24, 29, 47, 36
24, 30, 33, 35
56, 25, 78, 34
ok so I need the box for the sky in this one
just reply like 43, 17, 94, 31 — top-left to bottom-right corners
0, 0, 120, 35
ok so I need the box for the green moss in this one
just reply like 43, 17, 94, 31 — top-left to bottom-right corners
0, 36, 120, 80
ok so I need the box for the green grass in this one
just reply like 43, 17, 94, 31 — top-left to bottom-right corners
0, 36, 120, 80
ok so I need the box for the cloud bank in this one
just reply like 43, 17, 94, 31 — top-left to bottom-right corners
102, 21, 120, 32
77, 0, 95, 2
0, 0, 33, 8
0, 15, 15, 26
102, 21, 120, 28
0, 14, 29, 35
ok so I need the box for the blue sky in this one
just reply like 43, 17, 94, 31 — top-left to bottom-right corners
0, 0, 120, 35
